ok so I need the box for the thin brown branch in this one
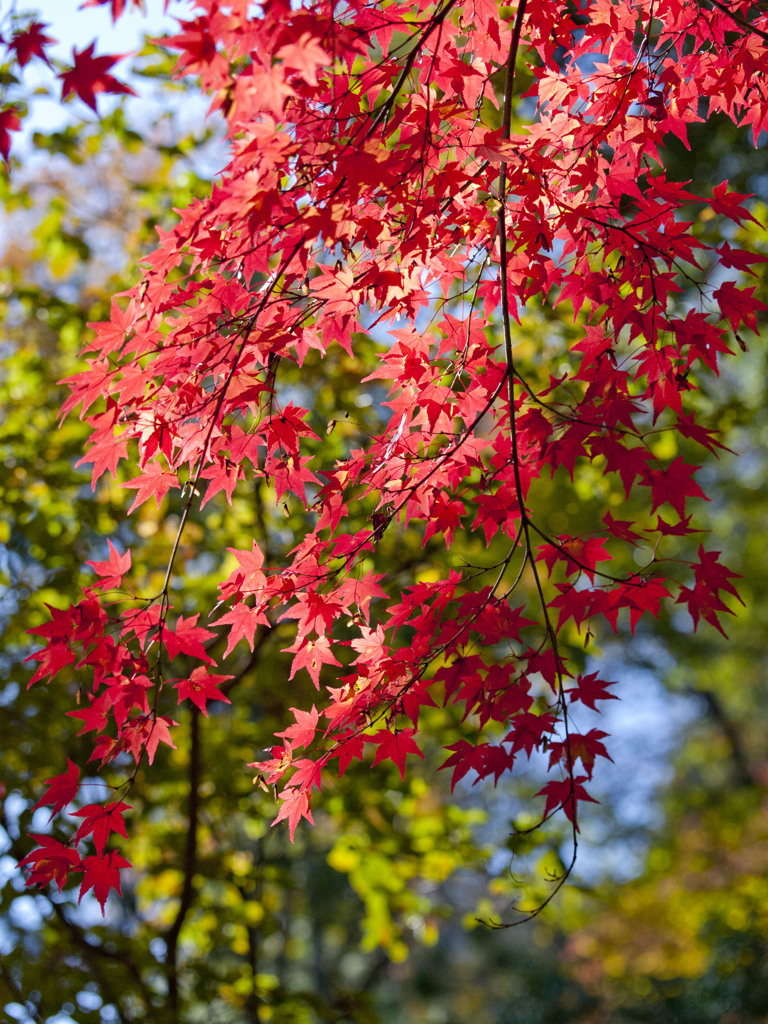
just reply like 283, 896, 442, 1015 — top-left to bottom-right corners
493, 0, 580, 927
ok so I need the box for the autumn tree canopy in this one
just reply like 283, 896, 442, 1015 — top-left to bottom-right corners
4, 0, 766, 920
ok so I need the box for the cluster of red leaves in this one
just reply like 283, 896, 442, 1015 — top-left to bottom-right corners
22, 543, 230, 903
20, 0, 765, 907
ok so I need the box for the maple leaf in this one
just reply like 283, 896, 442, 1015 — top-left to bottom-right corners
276, 33, 331, 87
714, 280, 768, 334
199, 457, 244, 507
284, 635, 341, 688
366, 729, 424, 781
79, 850, 131, 911
8, 22, 56, 66
287, 757, 324, 794
86, 540, 131, 591
174, 666, 232, 715
536, 776, 598, 830
566, 673, 619, 712
716, 241, 768, 275
440, 740, 496, 791
59, 43, 137, 112
0, 107, 21, 163
233, 65, 296, 120
539, 535, 613, 582
602, 511, 642, 544
212, 600, 270, 656
123, 466, 178, 512
333, 734, 365, 776
349, 624, 387, 665
694, 546, 743, 602
654, 513, 697, 536
24, 636, 75, 687
121, 715, 177, 764
710, 181, 760, 226
548, 730, 613, 779
504, 713, 558, 758
573, 325, 612, 368
226, 542, 266, 586
675, 548, 743, 636
272, 787, 314, 843
73, 801, 132, 855
31, 759, 81, 819
162, 614, 215, 663
20, 836, 83, 892
675, 414, 731, 458
76, 431, 129, 489
647, 457, 708, 519
277, 706, 320, 750
676, 583, 733, 637
334, 575, 386, 623
250, 744, 293, 787
620, 578, 673, 634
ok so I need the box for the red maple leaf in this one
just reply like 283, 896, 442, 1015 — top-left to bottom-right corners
284, 635, 341, 688
272, 787, 314, 843
504, 712, 558, 758
79, 850, 131, 911
566, 673, 619, 712
24, 639, 75, 688
714, 280, 768, 334
124, 466, 178, 512
548, 730, 613, 779
76, 430, 129, 489
710, 181, 760, 226
602, 511, 642, 544
212, 600, 270, 656
333, 734, 366, 776
20, 836, 83, 892
174, 666, 232, 715
536, 776, 598, 830
695, 546, 743, 602
31, 759, 81, 819
277, 706, 320, 750
440, 740, 497, 791
654, 513, 696, 536
59, 43, 137, 112
716, 241, 768, 274
647, 457, 708, 519
276, 32, 331, 87
8, 22, 56, 66
199, 457, 245, 507
366, 729, 424, 781
0, 107, 21, 162
121, 715, 177, 764
73, 801, 132, 855
162, 614, 215, 663
86, 540, 131, 590
287, 757, 324, 794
